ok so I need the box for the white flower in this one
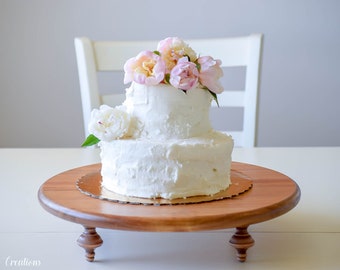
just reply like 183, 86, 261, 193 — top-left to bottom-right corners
88, 105, 131, 141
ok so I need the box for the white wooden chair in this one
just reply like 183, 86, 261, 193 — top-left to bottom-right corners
75, 34, 263, 147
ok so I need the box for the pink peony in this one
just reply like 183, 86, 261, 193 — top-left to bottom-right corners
157, 37, 197, 72
169, 57, 199, 91
123, 50, 166, 85
197, 56, 224, 94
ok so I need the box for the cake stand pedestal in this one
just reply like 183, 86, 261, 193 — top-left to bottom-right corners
38, 162, 300, 263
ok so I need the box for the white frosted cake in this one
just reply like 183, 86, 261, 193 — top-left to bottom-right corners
83, 37, 234, 199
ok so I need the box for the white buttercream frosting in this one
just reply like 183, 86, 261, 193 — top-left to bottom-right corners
122, 82, 212, 140
100, 83, 234, 199
100, 131, 233, 199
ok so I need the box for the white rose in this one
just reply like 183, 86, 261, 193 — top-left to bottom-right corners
88, 105, 131, 141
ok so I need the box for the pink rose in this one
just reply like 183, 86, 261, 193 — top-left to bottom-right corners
197, 56, 224, 94
124, 51, 166, 85
169, 57, 199, 91
157, 37, 197, 72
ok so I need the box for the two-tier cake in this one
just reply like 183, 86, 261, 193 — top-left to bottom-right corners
82, 37, 234, 199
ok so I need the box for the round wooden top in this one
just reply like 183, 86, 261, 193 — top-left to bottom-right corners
38, 162, 300, 232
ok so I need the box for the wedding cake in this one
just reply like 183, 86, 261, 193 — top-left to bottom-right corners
82, 37, 234, 199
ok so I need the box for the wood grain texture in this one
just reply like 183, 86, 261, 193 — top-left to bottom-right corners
38, 162, 301, 232
77, 226, 103, 262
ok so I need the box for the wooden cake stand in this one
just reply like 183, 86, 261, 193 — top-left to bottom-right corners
38, 162, 300, 263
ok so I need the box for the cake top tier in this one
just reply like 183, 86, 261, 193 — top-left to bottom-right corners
123, 82, 212, 140
82, 37, 224, 146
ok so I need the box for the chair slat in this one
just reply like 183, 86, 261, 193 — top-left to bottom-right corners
212, 91, 245, 108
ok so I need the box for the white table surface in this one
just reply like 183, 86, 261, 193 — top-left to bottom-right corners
0, 147, 339, 269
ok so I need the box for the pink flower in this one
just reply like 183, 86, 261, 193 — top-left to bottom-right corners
197, 56, 224, 94
157, 37, 197, 72
124, 51, 166, 85
169, 57, 199, 91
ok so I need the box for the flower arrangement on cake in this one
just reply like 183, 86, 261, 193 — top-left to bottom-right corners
82, 37, 224, 147
124, 37, 223, 95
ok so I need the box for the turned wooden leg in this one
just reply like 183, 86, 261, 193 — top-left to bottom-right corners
77, 226, 103, 262
229, 226, 254, 262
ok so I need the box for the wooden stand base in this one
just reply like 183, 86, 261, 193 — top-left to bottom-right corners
77, 225, 254, 262
229, 226, 255, 262
38, 162, 300, 263
77, 227, 103, 262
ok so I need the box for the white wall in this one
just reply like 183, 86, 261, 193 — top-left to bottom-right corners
1, 0, 339, 147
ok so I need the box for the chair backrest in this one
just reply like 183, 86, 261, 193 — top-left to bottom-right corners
75, 34, 263, 147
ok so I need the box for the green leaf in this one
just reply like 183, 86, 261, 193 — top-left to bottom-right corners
202, 86, 219, 107
164, 73, 170, 84
81, 134, 100, 147
196, 62, 201, 71
209, 90, 220, 107
153, 50, 160, 56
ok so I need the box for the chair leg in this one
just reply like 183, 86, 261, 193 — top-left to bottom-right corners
229, 226, 254, 262
77, 226, 103, 262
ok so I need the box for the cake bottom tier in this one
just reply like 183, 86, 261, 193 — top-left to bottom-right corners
100, 131, 234, 199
